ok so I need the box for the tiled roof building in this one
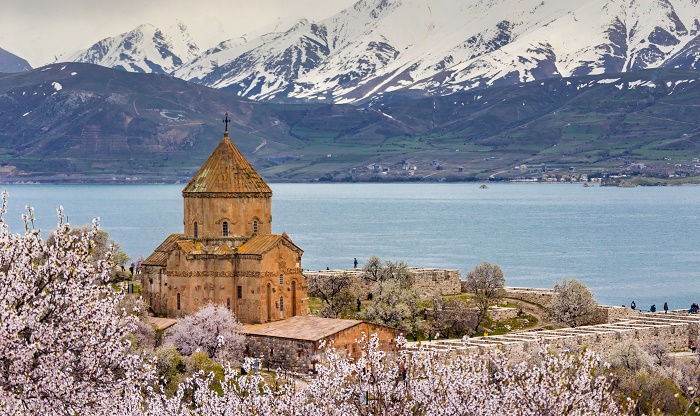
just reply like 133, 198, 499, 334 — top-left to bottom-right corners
142, 128, 307, 323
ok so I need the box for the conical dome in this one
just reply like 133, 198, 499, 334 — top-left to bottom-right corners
182, 132, 271, 196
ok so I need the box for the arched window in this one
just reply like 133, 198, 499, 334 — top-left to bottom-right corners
279, 296, 284, 312
222, 221, 229, 237
253, 220, 258, 234
177, 293, 181, 310
279, 274, 284, 285
193, 222, 198, 238
227, 298, 231, 310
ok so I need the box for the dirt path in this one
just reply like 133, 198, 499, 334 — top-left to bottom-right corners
503, 297, 555, 331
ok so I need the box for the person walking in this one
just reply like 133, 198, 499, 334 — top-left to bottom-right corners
664, 302, 668, 314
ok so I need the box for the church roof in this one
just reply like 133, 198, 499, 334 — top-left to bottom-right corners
142, 233, 185, 266
238, 233, 303, 256
182, 132, 272, 196
244, 316, 363, 341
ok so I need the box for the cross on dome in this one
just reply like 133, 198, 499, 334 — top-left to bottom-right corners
223, 112, 230, 132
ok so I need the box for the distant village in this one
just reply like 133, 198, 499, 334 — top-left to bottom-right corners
337, 156, 700, 185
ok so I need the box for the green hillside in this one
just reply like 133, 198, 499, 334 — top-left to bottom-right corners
1, 63, 700, 183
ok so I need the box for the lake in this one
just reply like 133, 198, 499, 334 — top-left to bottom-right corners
1, 183, 698, 309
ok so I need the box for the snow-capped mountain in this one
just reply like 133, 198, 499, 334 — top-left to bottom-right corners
170, 0, 700, 103
67, 22, 200, 74
61, 0, 700, 103
0, 47, 32, 73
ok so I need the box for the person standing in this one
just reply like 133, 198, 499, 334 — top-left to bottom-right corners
354, 257, 358, 268
664, 302, 669, 314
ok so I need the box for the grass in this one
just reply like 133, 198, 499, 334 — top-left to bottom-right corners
484, 315, 538, 336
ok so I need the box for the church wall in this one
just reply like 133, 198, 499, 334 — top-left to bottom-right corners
235, 256, 266, 324
142, 266, 168, 315
257, 244, 308, 323
142, 245, 308, 324
162, 252, 244, 318
183, 196, 271, 238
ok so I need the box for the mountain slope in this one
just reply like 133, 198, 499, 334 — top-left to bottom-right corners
173, 0, 700, 104
67, 22, 200, 74
2, 63, 700, 182
0, 48, 32, 73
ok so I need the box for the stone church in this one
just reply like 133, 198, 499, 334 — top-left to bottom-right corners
141, 124, 308, 324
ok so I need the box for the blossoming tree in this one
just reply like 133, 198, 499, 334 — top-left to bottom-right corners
0, 195, 141, 415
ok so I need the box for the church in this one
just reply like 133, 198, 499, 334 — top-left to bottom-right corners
141, 117, 308, 324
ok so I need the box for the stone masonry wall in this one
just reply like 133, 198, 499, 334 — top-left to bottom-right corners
244, 322, 399, 373
503, 287, 555, 306
408, 312, 700, 361
305, 267, 461, 300
245, 335, 317, 373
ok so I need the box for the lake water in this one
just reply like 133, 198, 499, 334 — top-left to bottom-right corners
1, 183, 698, 309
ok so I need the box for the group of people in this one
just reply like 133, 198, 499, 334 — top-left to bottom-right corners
629, 300, 669, 313
628, 300, 700, 315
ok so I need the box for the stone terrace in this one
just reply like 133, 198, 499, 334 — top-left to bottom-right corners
407, 311, 700, 358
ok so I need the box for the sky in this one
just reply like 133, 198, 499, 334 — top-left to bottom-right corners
1, 0, 357, 67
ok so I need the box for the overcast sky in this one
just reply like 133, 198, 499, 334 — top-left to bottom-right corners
1, 0, 357, 67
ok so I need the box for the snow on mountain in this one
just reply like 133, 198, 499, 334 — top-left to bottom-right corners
58, 0, 700, 103
174, 0, 700, 103
66, 21, 200, 74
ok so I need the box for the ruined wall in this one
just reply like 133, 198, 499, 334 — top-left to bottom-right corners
487, 307, 519, 322
306, 267, 461, 300
412, 313, 700, 361
503, 287, 554, 307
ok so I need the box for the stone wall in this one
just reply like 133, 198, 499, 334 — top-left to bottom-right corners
408, 312, 700, 360
244, 321, 398, 372
305, 267, 461, 300
245, 335, 316, 373
503, 287, 554, 307
487, 307, 519, 322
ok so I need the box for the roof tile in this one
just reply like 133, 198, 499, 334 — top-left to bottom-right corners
183, 133, 271, 195
244, 316, 363, 341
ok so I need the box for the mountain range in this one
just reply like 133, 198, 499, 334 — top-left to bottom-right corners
48, 0, 700, 105
3, 0, 700, 183
2, 62, 700, 183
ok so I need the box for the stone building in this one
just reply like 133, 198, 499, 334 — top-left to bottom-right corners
244, 316, 399, 372
141, 127, 308, 323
